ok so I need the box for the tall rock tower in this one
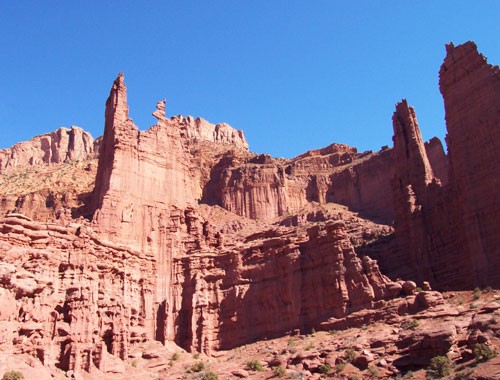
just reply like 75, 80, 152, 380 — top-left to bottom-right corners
439, 41, 500, 286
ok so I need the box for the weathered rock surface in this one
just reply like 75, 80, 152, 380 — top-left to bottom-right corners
377, 42, 500, 290
1, 40, 500, 380
0, 126, 96, 174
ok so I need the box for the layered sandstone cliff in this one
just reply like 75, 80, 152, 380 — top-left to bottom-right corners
0, 126, 96, 174
375, 42, 500, 290
1, 40, 500, 379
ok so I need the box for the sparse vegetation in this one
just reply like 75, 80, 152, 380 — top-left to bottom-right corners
427, 355, 452, 378
367, 365, 380, 378
473, 343, 498, 363
318, 363, 332, 374
473, 287, 482, 300
246, 359, 264, 372
190, 361, 206, 372
272, 365, 286, 378
470, 302, 478, 309
344, 348, 357, 362
482, 286, 493, 293
130, 359, 138, 368
193, 352, 200, 359
401, 319, 419, 330
171, 352, 180, 361
453, 368, 473, 380
335, 363, 346, 373
2, 371, 24, 380
202, 371, 218, 380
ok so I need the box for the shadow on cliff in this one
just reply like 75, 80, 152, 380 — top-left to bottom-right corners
200, 153, 239, 207
70, 191, 95, 221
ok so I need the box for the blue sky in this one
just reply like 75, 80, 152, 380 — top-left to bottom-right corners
1, 2, 499, 157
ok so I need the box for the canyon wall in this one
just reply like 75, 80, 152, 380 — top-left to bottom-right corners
2, 40, 500, 378
84, 73, 404, 361
384, 42, 500, 290
0, 126, 96, 174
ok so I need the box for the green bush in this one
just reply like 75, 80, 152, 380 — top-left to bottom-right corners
335, 363, 346, 373
427, 356, 452, 378
401, 319, 419, 330
474, 343, 498, 362
318, 363, 332, 374
202, 371, 218, 380
191, 361, 205, 372
473, 287, 481, 300
246, 359, 264, 371
272, 365, 285, 378
482, 286, 493, 293
344, 348, 357, 362
2, 372, 24, 380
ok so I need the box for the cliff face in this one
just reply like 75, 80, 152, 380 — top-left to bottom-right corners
0, 127, 98, 221
203, 143, 396, 224
382, 42, 500, 290
2, 40, 500, 378
440, 42, 500, 287
0, 126, 96, 174
86, 74, 402, 359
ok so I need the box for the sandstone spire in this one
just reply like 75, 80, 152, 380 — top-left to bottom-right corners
439, 41, 500, 286
91, 73, 138, 214
392, 99, 434, 200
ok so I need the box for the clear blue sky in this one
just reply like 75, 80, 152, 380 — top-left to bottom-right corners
1, 2, 499, 157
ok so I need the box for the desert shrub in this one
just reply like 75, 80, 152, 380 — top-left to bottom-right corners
191, 361, 205, 372
272, 365, 285, 378
318, 363, 332, 374
335, 363, 346, 373
344, 348, 357, 362
348, 374, 360, 380
401, 319, 419, 330
2, 372, 24, 380
171, 352, 179, 361
482, 286, 493, 293
202, 371, 218, 380
427, 356, 452, 378
453, 368, 473, 380
473, 287, 481, 300
246, 359, 264, 371
473, 343, 498, 362
470, 302, 478, 309
193, 352, 200, 359
367, 365, 380, 378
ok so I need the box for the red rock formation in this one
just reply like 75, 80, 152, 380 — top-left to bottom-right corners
425, 137, 448, 185
439, 41, 500, 287
384, 42, 500, 290
0, 126, 95, 174
204, 143, 396, 223
7, 40, 500, 378
85, 74, 404, 358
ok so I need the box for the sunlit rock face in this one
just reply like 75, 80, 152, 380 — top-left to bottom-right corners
384, 42, 500, 290
1, 41, 500, 379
